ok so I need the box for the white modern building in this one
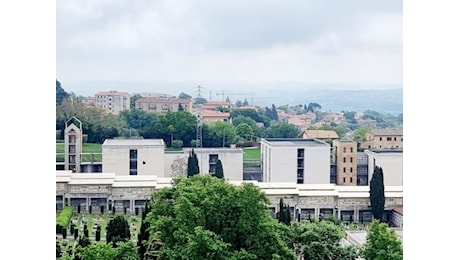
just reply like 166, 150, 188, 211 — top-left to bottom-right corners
182, 148, 244, 181
102, 139, 166, 176
260, 138, 331, 184
365, 150, 403, 186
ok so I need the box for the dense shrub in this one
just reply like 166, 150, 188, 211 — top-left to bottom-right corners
83, 224, 89, 237
56, 206, 73, 234
172, 140, 183, 148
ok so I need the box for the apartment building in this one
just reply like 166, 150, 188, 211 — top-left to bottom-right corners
94, 91, 130, 115
331, 140, 358, 186
135, 97, 193, 114
260, 138, 330, 184
201, 110, 231, 124
361, 128, 403, 150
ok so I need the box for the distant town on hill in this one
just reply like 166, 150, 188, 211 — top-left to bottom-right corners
63, 80, 402, 115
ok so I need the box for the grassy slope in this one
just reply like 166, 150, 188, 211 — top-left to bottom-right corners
243, 147, 260, 160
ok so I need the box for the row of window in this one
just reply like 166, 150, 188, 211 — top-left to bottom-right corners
341, 147, 354, 153
379, 137, 403, 141
343, 157, 353, 163
343, 167, 353, 173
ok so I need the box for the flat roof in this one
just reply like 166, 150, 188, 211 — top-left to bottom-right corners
369, 149, 403, 154
262, 138, 329, 147
103, 139, 165, 147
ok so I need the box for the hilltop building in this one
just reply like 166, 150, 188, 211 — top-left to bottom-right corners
94, 90, 130, 115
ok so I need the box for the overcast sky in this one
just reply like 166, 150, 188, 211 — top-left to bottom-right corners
57, 0, 402, 95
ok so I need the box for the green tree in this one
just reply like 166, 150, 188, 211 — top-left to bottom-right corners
106, 216, 131, 245
154, 112, 197, 147
306, 102, 321, 112
276, 199, 291, 225
193, 97, 207, 105
114, 241, 139, 260
232, 115, 261, 137
267, 123, 300, 138
370, 166, 385, 221
56, 241, 62, 258
145, 175, 296, 259
130, 94, 142, 109
231, 109, 270, 127
120, 109, 156, 133
214, 159, 224, 179
56, 79, 69, 105
235, 123, 254, 140
80, 242, 117, 260
290, 221, 360, 260
178, 92, 192, 99
208, 121, 237, 147
187, 149, 200, 177
137, 202, 151, 260
353, 126, 372, 143
363, 220, 403, 260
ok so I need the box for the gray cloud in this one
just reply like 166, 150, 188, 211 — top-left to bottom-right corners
57, 0, 402, 90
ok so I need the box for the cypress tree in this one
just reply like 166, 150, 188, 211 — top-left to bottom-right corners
370, 166, 386, 221
138, 201, 151, 260
276, 199, 291, 225
214, 159, 224, 179
187, 149, 200, 177
95, 225, 101, 242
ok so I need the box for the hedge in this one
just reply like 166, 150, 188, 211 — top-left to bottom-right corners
56, 206, 73, 234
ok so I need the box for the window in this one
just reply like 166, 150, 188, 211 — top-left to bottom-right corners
209, 154, 218, 164
343, 147, 346, 153
343, 157, 346, 163
379, 137, 382, 141
394, 137, 397, 141
350, 157, 353, 163
350, 177, 353, 183
343, 177, 346, 183
351, 147, 353, 153
387, 137, 392, 141
297, 149, 304, 158
343, 167, 346, 173
350, 167, 353, 173
401, 138, 403, 141
129, 149, 138, 175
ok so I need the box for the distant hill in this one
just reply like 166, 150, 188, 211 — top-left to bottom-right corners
268, 89, 403, 115
62, 80, 403, 115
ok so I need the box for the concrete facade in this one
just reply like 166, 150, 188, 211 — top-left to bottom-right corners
64, 118, 83, 173
365, 150, 403, 186
332, 140, 358, 186
102, 139, 166, 176
135, 97, 193, 114
57, 171, 403, 223
183, 148, 244, 181
261, 138, 330, 184
362, 128, 403, 150
94, 90, 130, 115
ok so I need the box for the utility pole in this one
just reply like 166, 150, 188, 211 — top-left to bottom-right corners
222, 127, 225, 147
216, 90, 225, 102
196, 85, 203, 98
